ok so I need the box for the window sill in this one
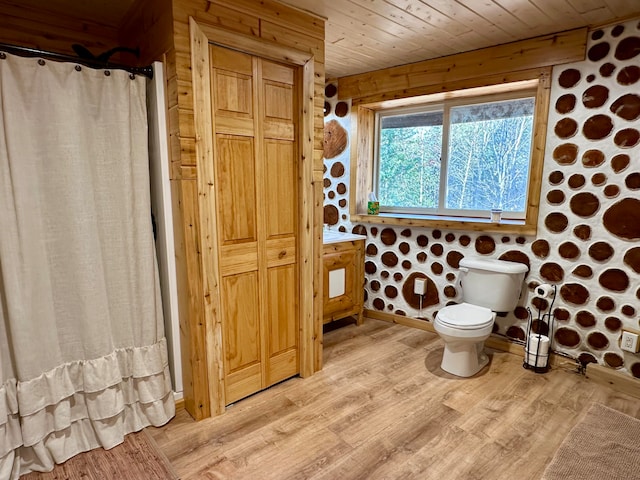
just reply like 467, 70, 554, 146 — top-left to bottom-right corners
350, 212, 537, 235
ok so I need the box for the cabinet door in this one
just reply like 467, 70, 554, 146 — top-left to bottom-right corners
323, 249, 357, 319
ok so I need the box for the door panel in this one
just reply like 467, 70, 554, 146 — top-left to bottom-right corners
263, 61, 295, 141
261, 59, 299, 390
264, 139, 296, 239
265, 237, 296, 268
214, 116, 255, 137
210, 45, 253, 75
223, 271, 261, 404
222, 272, 260, 372
267, 264, 298, 355
211, 45, 299, 406
267, 264, 298, 385
214, 71, 253, 119
264, 82, 293, 121
215, 135, 256, 245
226, 363, 262, 405
211, 46, 253, 122
219, 242, 259, 277
261, 60, 294, 85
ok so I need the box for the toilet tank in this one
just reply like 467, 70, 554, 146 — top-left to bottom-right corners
459, 257, 528, 312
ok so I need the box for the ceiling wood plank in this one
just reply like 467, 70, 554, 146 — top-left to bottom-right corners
355, 0, 478, 53
383, 0, 493, 51
418, 0, 513, 43
456, 0, 527, 39
282, 0, 640, 77
565, 0, 615, 23
3, 0, 640, 79
491, 0, 555, 29
339, 27, 587, 100
601, 0, 640, 17
527, 0, 582, 25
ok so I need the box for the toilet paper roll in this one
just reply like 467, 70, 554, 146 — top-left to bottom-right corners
535, 283, 555, 299
525, 334, 550, 368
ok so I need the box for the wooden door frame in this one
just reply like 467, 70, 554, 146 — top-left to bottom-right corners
189, 17, 316, 415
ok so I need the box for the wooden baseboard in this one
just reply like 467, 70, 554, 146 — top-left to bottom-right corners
365, 309, 437, 333
365, 309, 517, 353
174, 397, 185, 411
364, 309, 573, 370
586, 364, 640, 399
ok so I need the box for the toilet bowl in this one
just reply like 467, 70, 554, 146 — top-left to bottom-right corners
432, 257, 528, 378
434, 303, 496, 377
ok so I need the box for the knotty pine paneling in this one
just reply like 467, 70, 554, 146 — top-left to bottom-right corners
312, 169, 325, 372
165, 47, 177, 83
169, 0, 325, 419
217, 0, 325, 40
339, 28, 587, 102
175, 79, 194, 111
0, 0, 119, 58
0, 0, 324, 422
118, 0, 173, 66
172, 0, 260, 38
278, 0, 640, 78
176, 178, 210, 419
261, 21, 325, 64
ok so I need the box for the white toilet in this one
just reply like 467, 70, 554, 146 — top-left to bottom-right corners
434, 257, 528, 377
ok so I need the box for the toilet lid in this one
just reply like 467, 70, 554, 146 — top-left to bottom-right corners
437, 303, 494, 330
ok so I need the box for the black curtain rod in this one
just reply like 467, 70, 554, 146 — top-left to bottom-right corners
0, 43, 153, 79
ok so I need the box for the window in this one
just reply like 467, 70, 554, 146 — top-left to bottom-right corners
350, 75, 550, 234
375, 91, 536, 221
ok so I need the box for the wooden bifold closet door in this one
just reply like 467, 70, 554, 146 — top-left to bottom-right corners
209, 44, 299, 405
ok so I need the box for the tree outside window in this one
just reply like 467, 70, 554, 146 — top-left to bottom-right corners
376, 95, 535, 220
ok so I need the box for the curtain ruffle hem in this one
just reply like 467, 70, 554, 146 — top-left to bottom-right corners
0, 338, 175, 479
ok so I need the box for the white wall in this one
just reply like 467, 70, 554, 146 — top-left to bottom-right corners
147, 61, 183, 397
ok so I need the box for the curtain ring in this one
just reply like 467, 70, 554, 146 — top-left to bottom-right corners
129, 73, 135, 80
0, 52, 6, 60
38, 59, 45, 66
75, 65, 82, 72
104, 70, 111, 76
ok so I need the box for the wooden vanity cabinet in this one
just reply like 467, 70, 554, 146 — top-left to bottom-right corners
322, 239, 365, 325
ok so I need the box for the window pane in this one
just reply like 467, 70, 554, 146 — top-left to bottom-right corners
445, 98, 534, 214
378, 111, 442, 209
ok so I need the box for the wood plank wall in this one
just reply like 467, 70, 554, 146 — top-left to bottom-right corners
339, 28, 588, 104
167, 0, 325, 420
0, 0, 119, 58
0, 0, 172, 67
118, 0, 174, 66
0, 0, 325, 422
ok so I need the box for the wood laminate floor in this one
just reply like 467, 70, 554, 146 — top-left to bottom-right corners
148, 319, 640, 480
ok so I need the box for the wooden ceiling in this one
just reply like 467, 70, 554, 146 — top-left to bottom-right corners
5, 0, 640, 79
13, 0, 135, 27
278, 0, 640, 78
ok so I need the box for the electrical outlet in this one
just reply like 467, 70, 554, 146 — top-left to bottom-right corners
621, 331, 640, 353
414, 278, 427, 295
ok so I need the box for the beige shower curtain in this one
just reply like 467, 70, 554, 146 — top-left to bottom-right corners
0, 52, 175, 478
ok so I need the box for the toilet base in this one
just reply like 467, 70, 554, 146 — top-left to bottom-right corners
440, 341, 489, 377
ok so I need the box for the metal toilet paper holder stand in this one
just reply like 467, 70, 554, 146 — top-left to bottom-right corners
523, 283, 557, 374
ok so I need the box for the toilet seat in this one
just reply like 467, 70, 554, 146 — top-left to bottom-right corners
436, 303, 494, 330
